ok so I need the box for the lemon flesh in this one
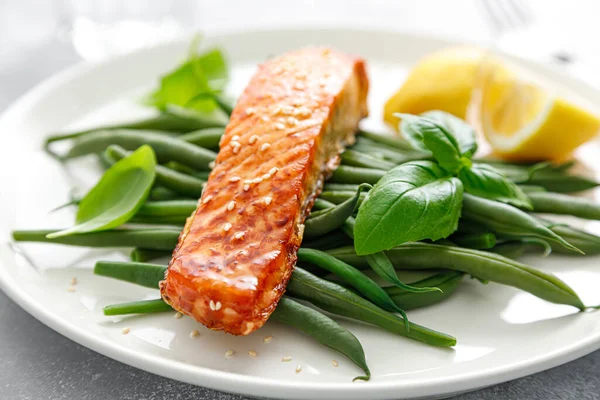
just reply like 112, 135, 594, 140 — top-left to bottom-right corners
479, 61, 600, 161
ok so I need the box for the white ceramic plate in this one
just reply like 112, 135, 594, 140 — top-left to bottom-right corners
1, 29, 600, 400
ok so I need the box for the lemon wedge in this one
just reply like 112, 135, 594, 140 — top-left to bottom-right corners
384, 46, 600, 161
383, 47, 484, 129
477, 59, 600, 161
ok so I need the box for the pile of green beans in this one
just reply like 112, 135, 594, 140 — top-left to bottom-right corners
15, 100, 600, 380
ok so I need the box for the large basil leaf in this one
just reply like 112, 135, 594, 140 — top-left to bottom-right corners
354, 160, 463, 255
459, 163, 533, 210
421, 110, 478, 158
398, 113, 468, 174
47, 146, 156, 238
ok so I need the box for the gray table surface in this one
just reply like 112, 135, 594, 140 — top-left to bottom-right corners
2, 27, 600, 400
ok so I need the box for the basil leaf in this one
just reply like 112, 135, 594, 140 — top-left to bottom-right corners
421, 110, 478, 158
397, 113, 466, 174
459, 164, 533, 210
47, 146, 156, 238
149, 48, 228, 112
354, 160, 463, 255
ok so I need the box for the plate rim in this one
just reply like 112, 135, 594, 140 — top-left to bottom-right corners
1, 27, 599, 400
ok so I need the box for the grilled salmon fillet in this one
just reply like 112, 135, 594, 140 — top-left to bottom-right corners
160, 47, 369, 335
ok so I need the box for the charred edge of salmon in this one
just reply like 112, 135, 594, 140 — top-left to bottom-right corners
160, 47, 369, 335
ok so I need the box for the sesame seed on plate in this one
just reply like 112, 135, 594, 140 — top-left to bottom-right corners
202, 195, 213, 204
263, 336, 273, 343
296, 365, 302, 373
260, 143, 271, 151
67, 287, 76, 293
122, 328, 130, 335
264, 197, 272, 206
282, 356, 292, 362
174, 312, 183, 319
227, 201, 236, 211
70, 277, 78, 285
332, 360, 339, 367
223, 223, 232, 232
248, 350, 257, 357
249, 135, 259, 144
229, 176, 241, 182
225, 349, 234, 357
190, 330, 200, 338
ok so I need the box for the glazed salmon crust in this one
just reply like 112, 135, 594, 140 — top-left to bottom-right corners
160, 47, 369, 335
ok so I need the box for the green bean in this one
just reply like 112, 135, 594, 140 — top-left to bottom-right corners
341, 150, 396, 170
163, 161, 198, 176
131, 248, 171, 262
385, 271, 464, 310
479, 162, 599, 193
97, 152, 114, 169
489, 242, 532, 259
319, 191, 366, 206
451, 233, 497, 250
544, 222, 600, 255
301, 231, 353, 251
296, 248, 409, 318
305, 184, 370, 238
103, 299, 172, 315
359, 130, 416, 151
106, 145, 205, 197
94, 261, 166, 288
330, 165, 386, 185
44, 110, 227, 149
327, 243, 585, 310
179, 127, 224, 150
149, 187, 189, 201
12, 229, 179, 250
137, 200, 197, 217
129, 215, 187, 226
195, 170, 211, 180
462, 193, 581, 254
518, 184, 547, 193
528, 172, 600, 193
488, 240, 548, 259
323, 183, 362, 192
271, 297, 370, 381
529, 191, 600, 220
64, 129, 217, 170
352, 137, 428, 165
287, 267, 456, 347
